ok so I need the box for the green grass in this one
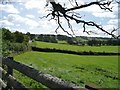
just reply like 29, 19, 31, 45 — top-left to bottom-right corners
34, 41, 119, 53
14, 70, 48, 89
14, 51, 118, 88
58, 40, 67, 44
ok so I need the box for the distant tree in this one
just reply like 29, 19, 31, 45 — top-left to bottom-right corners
29, 34, 36, 40
24, 35, 30, 43
14, 31, 24, 43
67, 37, 75, 45
57, 35, 68, 41
106, 39, 120, 46
26, 32, 31, 36
2, 28, 15, 42
50, 37, 58, 43
87, 39, 99, 46
37, 34, 44, 41
1, 28, 30, 56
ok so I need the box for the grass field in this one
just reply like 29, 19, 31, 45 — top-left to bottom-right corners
14, 51, 118, 88
33, 41, 119, 53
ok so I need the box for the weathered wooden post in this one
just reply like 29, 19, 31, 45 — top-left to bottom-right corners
7, 57, 13, 76
6, 57, 13, 90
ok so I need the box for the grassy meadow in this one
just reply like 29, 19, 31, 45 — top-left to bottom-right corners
33, 41, 119, 53
1, 28, 119, 89
14, 51, 118, 88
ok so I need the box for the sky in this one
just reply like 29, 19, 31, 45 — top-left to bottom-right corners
0, 0, 119, 37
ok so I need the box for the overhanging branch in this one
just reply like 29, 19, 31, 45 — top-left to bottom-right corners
43, 0, 119, 38
65, 0, 113, 12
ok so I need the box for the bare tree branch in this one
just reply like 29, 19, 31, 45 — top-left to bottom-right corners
57, 12, 73, 37
65, 0, 113, 12
43, 0, 119, 38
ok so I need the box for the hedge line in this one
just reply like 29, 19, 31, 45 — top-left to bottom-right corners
32, 47, 120, 56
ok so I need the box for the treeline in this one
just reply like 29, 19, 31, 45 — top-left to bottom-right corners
1, 28, 30, 56
87, 39, 120, 46
29, 34, 120, 46
35, 34, 58, 43
32, 47, 120, 56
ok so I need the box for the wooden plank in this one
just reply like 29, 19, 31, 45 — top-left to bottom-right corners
7, 57, 13, 76
0, 78, 7, 88
0, 67, 28, 90
6, 57, 13, 90
85, 84, 105, 90
2, 57, 85, 90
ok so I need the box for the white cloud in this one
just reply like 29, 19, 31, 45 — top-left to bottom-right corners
26, 14, 35, 19
7, 14, 39, 29
0, 4, 19, 14
112, 3, 118, 12
79, 3, 116, 18
80, 5, 103, 13
76, 2, 117, 18
0, 20, 14, 27
1, 0, 118, 37
25, 19, 39, 29
20, 7, 24, 11
92, 12, 116, 18
25, 0, 45, 10
103, 24, 117, 32
108, 19, 118, 24
16, 24, 21, 27
10, 28, 27, 33
7, 14, 25, 22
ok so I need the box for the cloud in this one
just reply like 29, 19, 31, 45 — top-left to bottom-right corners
103, 24, 117, 32
79, 5, 103, 13
10, 27, 27, 33
16, 24, 21, 27
25, 0, 45, 10
6, 13, 57, 34
7, 14, 39, 29
0, 4, 19, 14
1, 0, 118, 37
0, 20, 14, 27
112, 3, 118, 12
76, 2, 117, 18
108, 19, 118, 24
26, 14, 35, 19
103, 24, 118, 36
92, 12, 116, 18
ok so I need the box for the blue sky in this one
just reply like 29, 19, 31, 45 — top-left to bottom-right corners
0, 0, 118, 37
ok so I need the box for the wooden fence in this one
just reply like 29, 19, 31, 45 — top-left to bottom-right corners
0, 57, 101, 90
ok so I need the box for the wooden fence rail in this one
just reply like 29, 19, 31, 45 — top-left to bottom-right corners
1, 57, 103, 90
0, 67, 27, 90
1, 57, 87, 90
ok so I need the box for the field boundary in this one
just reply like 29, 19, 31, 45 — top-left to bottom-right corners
1, 57, 88, 90
32, 47, 120, 56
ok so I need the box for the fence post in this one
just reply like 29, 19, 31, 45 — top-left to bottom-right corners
7, 57, 13, 76
6, 57, 13, 90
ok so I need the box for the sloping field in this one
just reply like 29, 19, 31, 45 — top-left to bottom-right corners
14, 51, 118, 88
34, 41, 119, 53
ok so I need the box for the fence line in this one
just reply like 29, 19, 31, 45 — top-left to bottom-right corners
0, 67, 27, 90
0, 78, 6, 88
2, 57, 86, 90
1, 57, 103, 90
